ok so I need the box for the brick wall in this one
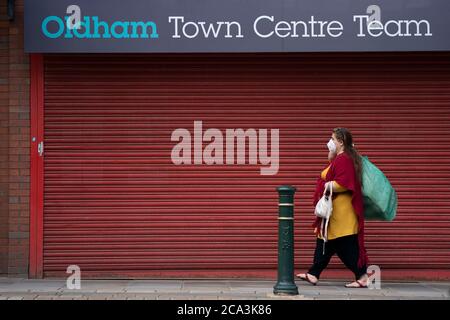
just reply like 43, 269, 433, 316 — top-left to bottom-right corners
0, 2, 9, 275
0, 0, 30, 276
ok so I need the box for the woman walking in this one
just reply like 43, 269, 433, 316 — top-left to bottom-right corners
297, 128, 369, 288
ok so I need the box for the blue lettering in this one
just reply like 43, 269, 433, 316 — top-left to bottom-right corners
130, 21, 159, 39
111, 21, 130, 39
92, 16, 111, 39
72, 17, 92, 39
42, 16, 65, 38
64, 17, 74, 38
41, 15, 158, 40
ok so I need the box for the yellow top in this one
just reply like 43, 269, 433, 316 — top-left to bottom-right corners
318, 165, 359, 240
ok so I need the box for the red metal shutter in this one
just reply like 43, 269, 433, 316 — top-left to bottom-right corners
43, 53, 450, 279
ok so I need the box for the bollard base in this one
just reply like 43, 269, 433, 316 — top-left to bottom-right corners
273, 282, 299, 296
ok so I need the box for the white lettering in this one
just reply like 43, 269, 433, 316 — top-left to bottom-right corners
354, 15, 369, 37
367, 20, 384, 37
384, 20, 403, 37
405, 20, 432, 36
327, 21, 344, 38
253, 15, 274, 38
171, 121, 280, 176
354, 15, 432, 38
203, 128, 224, 165
169, 16, 243, 39
197, 21, 223, 38
178, 304, 211, 318
169, 16, 184, 38
183, 21, 200, 39
171, 128, 192, 165
225, 21, 244, 38
254, 15, 343, 39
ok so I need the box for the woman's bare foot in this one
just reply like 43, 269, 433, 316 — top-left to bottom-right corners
296, 273, 318, 285
345, 274, 368, 288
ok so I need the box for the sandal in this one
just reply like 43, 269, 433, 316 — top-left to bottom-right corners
345, 280, 368, 288
296, 273, 318, 286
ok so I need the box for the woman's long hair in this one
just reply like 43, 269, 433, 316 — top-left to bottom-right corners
333, 127, 362, 185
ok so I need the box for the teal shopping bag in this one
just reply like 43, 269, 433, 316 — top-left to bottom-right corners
361, 156, 398, 221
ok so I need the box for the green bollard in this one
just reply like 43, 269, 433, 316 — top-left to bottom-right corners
273, 185, 299, 295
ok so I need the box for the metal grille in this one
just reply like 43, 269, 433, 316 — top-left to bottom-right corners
43, 53, 450, 278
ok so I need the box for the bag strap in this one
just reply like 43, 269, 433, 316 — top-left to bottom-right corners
327, 181, 333, 198
321, 181, 333, 255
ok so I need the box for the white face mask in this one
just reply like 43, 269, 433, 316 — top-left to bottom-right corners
327, 139, 337, 153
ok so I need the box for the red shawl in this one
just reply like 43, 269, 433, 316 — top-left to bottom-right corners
312, 152, 369, 268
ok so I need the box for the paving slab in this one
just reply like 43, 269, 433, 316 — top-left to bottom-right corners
58, 280, 130, 294
21, 294, 39, 300
0, 283, 64, 293
182, 281, 231, 293
34, 295, 55, 300
342, 289, 387, 296
228, 281, 273, 287
87, 294, 112, 300
382, 290, 445, 298
168, 295, 203, 300
0, 278, 448, 300
418, 284, 450, 295
183, 281, 231, 288
125, 280, 183, 293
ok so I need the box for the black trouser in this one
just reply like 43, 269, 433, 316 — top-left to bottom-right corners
308, 234, 367, 280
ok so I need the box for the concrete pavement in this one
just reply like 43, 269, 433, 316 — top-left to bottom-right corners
0, 278, 449, 300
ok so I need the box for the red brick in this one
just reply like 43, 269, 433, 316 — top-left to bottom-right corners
9, 69, 27, 78
9, 189, 29, 197
19, 196, 28, 204
9, 134, 27, 141
9, 119, 28, 127
9, 204, 28, 211
9, 183, 18, 190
